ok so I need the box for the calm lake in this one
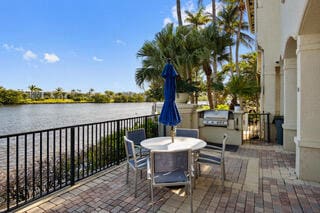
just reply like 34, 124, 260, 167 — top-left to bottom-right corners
0, 103, 154, 136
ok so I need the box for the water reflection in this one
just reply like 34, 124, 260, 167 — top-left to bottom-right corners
0, 103, 153, 135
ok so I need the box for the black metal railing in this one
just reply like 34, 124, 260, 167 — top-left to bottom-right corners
0, 114, 159, 212
242, 113, 270, 143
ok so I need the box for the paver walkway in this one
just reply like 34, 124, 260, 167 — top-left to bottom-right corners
17, 144, 320, 212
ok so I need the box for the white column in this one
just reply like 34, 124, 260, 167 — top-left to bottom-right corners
282, 58, 297, 152
296, 34, 320, 181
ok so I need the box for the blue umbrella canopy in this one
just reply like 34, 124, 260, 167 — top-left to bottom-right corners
159, 62, 181, 126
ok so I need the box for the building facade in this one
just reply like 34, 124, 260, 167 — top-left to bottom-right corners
246, 0, 320, 182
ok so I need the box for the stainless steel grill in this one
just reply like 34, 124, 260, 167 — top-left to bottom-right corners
203, 110, 229, 127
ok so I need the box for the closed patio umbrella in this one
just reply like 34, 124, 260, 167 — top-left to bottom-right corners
159, 59, 181, 142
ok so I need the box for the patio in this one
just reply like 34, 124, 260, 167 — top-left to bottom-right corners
17, 144, 320, 213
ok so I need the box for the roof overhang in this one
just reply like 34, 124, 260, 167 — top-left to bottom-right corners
245, 0, 255, 34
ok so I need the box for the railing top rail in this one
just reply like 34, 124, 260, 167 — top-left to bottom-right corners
243, 112, 271, 115
0, 113, 159, 139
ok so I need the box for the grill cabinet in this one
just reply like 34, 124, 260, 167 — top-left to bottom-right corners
202, 110, 230, 127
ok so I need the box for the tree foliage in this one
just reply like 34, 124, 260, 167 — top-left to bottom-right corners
136, 0, 257, 111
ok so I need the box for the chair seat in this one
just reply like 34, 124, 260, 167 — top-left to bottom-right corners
134, 145, 149, 156
129, 157, 148, 169
154, 170, 188, 184
139, 147, 150, 155
198, 153, 221, 165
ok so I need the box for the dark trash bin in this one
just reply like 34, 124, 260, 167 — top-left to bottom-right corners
273, 116, 284, 145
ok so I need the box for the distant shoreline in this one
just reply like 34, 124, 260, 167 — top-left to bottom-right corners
0, 98, 148, 106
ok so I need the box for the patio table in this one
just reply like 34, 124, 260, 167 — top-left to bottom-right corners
141, 136, 207, 151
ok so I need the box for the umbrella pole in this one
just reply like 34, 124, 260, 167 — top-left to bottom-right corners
170, 126, 175, 143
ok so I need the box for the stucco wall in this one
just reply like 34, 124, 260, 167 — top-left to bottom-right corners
256, 0, 281, 116
280, 0, 308, 56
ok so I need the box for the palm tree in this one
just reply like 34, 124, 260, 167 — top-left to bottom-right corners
88, 88, 95, 96
219, 4, 254, 74
195, 24, 230, 109
197, 0, 223, 108
55, 87, 63, 99
176, 0, 183, 26
28, 84, 37, 99
135, 40, 165, 88
136, 24, 201, 93
218, 4, 237, 69
28, 84, 42, 99
184, 7, 211, 29
197, 0, 219, 22
34, 87, 42, 99
235, 0, 247, 75
136, 24, 182, 88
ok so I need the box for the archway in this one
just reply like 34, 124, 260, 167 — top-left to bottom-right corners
295, 0, 320, 181
282, 37, 297, 152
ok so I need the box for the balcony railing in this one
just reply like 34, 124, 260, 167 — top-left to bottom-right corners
0, 114, 159, 212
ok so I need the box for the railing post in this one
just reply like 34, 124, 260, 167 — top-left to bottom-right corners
6, 137, 10, 211
145, 116, 148, 137
70, 127, 75, 185
116, 120, 120, 165
267, 113, 271, 143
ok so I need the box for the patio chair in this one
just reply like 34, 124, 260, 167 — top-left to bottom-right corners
126, 128, 149, 157
197, 133, 229, 188
149, 149, 193, 213
176, 128, 199, 138
175, 128, 200, 183
123, 136, 148, 197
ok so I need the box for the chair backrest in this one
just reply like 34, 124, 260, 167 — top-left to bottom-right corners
222, 133, 229, 159
123, 136, 137, 164
150, 149, 192, 177
126, 128, 146, 146
176, 128, 199, 138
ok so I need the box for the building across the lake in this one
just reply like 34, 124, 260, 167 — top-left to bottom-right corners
246, 0, 320, 182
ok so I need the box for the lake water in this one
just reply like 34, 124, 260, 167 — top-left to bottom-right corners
0, 103, 154, 136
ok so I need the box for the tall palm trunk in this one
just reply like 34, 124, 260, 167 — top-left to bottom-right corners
212, 0, 216, 22
236, 0, 245, 108
176, 0, 183, 26
229, 45, 234, 77
203, 63, 214, 109
235, 0, 245, 76
212, 56, 217, 108
212, 0, 217, 108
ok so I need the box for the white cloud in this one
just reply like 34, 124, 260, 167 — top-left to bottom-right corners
115, 39, 126, 46
23, 50, 37, 61
169, 1, 195, 26
163, 17, 173, 27
166, 1, 223, 26
2, 43, 24, 52
93, 56, 103, 62
44, 53, 60, 63
2, 43, 10, 50
15, 47, 24, 52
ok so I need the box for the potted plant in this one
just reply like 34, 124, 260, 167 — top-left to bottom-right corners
176, 78, 198, 103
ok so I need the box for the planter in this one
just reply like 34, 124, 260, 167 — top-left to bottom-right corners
176, 93, 189, 103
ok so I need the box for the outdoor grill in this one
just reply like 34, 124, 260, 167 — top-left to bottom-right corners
202, 110, 231, 127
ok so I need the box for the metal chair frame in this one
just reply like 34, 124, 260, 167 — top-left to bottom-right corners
176, 128, 200, 185
176, 128, 199, 138
197, 133, 229, 188
123, 136, 148, 197
149, 149, 193, 213
126, 128, 149, 157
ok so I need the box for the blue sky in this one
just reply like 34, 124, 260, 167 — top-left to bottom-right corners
0, 0, 251, 93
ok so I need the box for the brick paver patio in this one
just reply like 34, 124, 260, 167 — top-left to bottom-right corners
17, 144, 320, 212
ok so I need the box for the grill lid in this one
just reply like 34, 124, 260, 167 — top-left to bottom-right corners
203, 110, 229, 126
203, 110, 229, 119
